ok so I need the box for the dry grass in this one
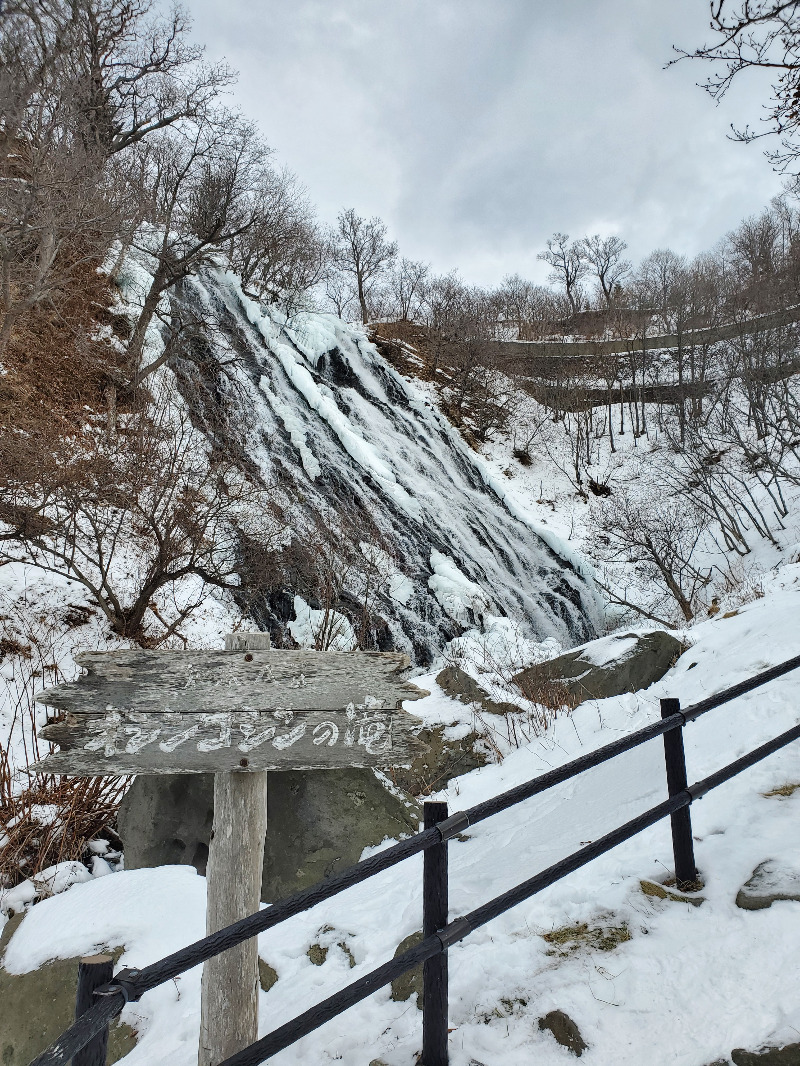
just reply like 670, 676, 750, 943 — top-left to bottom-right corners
441, 634, 581, 762
542, 920, 631, 957
513, 672, 583, 714
762, 782, 800, 798
0, 629, 129, 891
369, 321, 442, 383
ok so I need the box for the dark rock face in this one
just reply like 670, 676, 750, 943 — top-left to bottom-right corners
538, 1009, 588, 1056
435, 665, 521, 716
260, 769, 418, 900
0, 915, 137, 1066
118, 769, 419, 902
731, 1046, 800, 1065
117, 774, 214, 873
390, 930, 423, 1010
735, 861, 800, 910
514, 630, 684, 705
388, 724, 487, 797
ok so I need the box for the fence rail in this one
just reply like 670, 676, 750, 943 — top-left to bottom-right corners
29, 651, 800, 1066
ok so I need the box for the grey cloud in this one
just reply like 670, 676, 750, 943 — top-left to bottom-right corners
188, 0, 784, 285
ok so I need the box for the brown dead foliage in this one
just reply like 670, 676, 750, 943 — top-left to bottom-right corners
370, 321, 441, 382
370, 319, 466, 383
0, 776, 128, 888
0, 258, 124, 434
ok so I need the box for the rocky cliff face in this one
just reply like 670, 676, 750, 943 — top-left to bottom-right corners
167, 268, 600, 663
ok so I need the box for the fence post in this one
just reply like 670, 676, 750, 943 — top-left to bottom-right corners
660, 698, 698, 890
422, 801, 449, 1066
72, 954, 114, 1066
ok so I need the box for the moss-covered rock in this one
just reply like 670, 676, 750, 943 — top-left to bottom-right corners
514, 630, 684, 707
258, 958, 278, 993
731, 1045, 800, 1064
388, 725, 486, 797
736, 861, 800, 911
389, 930, 422, 1010
0, 914, 138, 1066
435, 665, 521, 716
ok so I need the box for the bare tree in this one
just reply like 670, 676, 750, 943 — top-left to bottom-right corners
495, 274, 568, 339
324, 270, 356, 320
122, 115, 269, 388
381, 257, 429, 321
227, 167, 326, 309
537, 232, 588, 314
676, 1, 800, 169
593, 490, 710, 624
0, 0, 235, 160
0, 397, 284, 642
0, 129, 124, 355
0, 6, 127, 355
0, 0, 236, 358
330, 208, 397, 324
578, 234, 631, 306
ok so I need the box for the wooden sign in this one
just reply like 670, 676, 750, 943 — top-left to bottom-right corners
34, 648, 428, 776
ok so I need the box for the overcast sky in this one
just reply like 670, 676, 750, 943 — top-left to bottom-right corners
189, 0, 785, 287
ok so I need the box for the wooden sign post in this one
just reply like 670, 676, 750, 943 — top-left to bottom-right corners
34, 637, 428, 1065
200, 632, 270, 1066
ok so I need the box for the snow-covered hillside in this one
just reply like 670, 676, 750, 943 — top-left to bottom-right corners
4, 557, 800, 1066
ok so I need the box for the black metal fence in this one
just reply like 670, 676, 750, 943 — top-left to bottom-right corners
29, 651, 800, 1066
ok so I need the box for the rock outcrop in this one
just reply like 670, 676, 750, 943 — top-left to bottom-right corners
513, 630, 684, 706
435, 664, 521, 716
118, 768, 420, 902
0, 915, 137, 1066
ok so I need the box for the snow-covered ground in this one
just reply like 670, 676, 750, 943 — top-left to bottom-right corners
4, 562, 800, 1065
3, 279, 800, 1063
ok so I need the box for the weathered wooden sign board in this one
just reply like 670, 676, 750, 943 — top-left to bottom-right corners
34, 648, 428, 775
33, 637, 430, 1066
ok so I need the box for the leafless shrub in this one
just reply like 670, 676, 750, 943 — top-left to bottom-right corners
0, 396, 285, 642
592, 489, 711, 624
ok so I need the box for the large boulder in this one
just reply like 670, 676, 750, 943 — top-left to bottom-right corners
118, 769, 420, 902
388, 724, 487, 796
0, 915, 137, 1066
513, 630, 684, 706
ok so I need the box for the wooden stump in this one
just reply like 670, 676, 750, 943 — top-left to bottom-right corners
198, 634, 270, 1066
